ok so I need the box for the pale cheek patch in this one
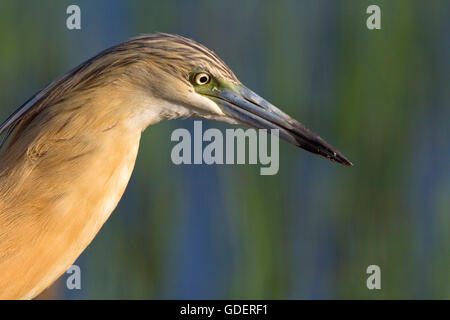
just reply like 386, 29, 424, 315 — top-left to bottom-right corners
187, 92, 225, 117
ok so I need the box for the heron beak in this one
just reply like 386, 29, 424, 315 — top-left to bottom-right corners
207, 84, 353, 166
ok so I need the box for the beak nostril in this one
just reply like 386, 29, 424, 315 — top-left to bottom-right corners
243, 96, 266, 110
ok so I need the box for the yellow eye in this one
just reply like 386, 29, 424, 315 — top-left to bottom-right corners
194, 72, 211, 85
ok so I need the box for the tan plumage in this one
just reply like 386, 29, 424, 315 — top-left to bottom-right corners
0, 33, 351, 299
0, 34, 240, 299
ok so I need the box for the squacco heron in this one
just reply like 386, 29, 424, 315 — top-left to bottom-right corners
0, 33, 351, 299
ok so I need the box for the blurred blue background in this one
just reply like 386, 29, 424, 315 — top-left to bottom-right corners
0, 0, 449, 299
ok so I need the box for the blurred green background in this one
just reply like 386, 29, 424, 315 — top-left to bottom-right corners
0, 0, 448, 299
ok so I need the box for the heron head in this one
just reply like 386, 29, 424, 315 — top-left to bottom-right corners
130, 34, 352, 166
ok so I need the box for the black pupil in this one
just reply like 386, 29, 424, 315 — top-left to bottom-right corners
199, 75, 208, 83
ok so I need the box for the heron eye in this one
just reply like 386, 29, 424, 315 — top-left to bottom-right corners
194, 73, 211, 85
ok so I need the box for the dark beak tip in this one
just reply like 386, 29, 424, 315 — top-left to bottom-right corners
335, 153, 353, 167
343, 159, 354, 167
